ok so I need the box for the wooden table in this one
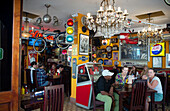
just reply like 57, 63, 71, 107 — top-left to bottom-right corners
114, 84, 157, 111
21, 93, 44, 111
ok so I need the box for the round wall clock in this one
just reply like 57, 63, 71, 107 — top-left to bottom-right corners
106, 46, 112, 52
164, 0, 170, 6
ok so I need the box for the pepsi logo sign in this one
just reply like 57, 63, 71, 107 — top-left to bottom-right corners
152, 44, 162, 55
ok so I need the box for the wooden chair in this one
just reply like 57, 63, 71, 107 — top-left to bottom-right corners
32, 70, 44, 91
123, 80, 147, 111
154, 72, 167, 111
25, 69, 34, 92
91, 77, 104, 111
43, 84, 64, 111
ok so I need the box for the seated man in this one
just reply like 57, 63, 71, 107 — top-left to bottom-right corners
36, 63, 50, 87
30, 61, 37, 84
142, 68, 163, 111
95, 70, 114, 111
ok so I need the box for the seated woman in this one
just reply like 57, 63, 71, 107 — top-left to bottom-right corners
129, 65, 137, 77
142, 68, 163, 111
49, 63, 57, 75
140, 65, 148, 77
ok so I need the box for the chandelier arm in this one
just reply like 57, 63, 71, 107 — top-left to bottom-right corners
100, 0, 105, 6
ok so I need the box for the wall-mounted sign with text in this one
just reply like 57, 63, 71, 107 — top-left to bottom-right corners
150, 43, 165, 56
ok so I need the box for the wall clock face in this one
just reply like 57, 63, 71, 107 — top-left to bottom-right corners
106, 46, 112, 52
164, 0, 170, 6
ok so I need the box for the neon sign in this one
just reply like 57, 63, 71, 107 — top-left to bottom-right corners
29, 30, 54, 40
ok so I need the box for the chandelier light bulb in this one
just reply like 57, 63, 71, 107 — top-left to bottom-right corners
148, 26, 152, 32
87, 13, 91, 18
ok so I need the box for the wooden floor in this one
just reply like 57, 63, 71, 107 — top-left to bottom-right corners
20, 96, 170, 111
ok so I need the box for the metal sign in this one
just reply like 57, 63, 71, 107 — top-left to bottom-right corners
0, 48, 3, 60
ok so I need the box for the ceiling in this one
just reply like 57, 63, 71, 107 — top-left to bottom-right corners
23, 0, 170, 32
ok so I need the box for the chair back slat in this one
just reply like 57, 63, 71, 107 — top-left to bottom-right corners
130, 80, 147, 110
44, 84, 64, 111
26, 69, 32, 91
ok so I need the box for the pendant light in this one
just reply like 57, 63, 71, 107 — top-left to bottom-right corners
22, 13, 30, 37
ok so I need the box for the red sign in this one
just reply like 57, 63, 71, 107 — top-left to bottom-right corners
29, 30, 54, 40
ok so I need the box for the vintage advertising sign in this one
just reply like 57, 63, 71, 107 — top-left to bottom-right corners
150, 43, 165, 56
28, 49, 38, 68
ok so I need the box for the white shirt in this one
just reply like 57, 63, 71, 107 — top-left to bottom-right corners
151, 76, 163, 94
30, 67, 35, 83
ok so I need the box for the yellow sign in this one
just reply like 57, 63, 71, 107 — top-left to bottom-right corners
150, 43, 165, 56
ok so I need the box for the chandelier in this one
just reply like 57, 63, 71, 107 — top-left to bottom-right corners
86, 0, 130, 38
137, 14, 163, 43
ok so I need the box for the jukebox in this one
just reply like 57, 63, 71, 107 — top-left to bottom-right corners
76, 62, 103, 109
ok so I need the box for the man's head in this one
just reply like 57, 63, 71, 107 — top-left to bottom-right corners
122, 65, 129, 75
148, 68, 155, 78
31, 61, 37, 68
58, 65, 64, 72
38, 63, 44, 69
102, 70, 114, 80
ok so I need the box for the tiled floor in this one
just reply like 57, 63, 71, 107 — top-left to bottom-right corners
21, 96, 170, 111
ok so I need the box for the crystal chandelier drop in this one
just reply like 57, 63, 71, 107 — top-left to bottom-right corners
86, 0, 130, 38
137, 14, 163, 43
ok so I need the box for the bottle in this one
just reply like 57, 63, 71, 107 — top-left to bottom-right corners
21, 86, 25, 95
25, 85, 28, 94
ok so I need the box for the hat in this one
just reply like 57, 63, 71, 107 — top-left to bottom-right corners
102, 70, 114, 76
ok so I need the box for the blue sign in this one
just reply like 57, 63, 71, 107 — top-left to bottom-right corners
78, 56, 88, 61
72, 58, 77, 79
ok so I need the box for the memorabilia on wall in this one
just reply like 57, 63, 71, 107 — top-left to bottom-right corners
106, 46, 112, 52
112, 45, 119, 51
102, 39, 108, 45
110, 38, 118, 43
98, 59, 103, 64
150, 43, 165, 57
152, 57, 162, 68
104, 60, 113, 65
113, 52, 118, 60
166, 53, 170, 68
28, 49, 38, 68
102, 54, 107, 58
72, 44, 78, 56
79, 34, 89, 55
107, 52, 112, 59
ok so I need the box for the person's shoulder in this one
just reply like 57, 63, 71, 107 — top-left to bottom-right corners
153, 76, 160, 81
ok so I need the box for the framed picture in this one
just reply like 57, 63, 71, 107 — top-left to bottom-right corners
152, 57, 162, 68
166, 53, 170, 68
113, 52, 118, 60
104, 60, 113, 65
107, 52, 112, 59
79, 34, 89, 55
